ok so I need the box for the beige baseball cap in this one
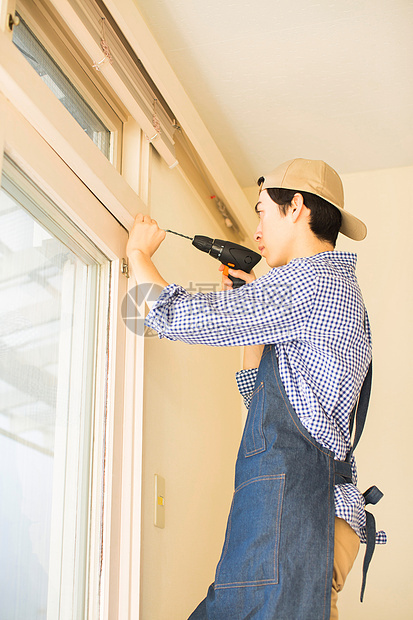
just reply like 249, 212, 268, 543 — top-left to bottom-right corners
259, 158, 367, 241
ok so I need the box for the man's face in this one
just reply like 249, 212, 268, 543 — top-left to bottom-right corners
254, 190, 293, 268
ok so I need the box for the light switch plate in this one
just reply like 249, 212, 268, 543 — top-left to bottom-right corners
154, 474, 165, 528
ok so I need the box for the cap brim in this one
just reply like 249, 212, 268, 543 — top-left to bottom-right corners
336, 207, 367, 241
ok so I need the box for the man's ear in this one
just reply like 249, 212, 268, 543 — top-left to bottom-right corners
290, 193, 309, 223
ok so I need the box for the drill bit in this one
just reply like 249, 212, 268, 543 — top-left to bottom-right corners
164, 229, 193, 240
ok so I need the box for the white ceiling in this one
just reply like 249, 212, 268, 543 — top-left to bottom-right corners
135, 0, 413, 188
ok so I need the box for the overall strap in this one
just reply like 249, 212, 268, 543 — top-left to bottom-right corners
349, 362, 373, 452
340, 362, 384, 602
360, 486, 384, 602
334, 362, 373, 485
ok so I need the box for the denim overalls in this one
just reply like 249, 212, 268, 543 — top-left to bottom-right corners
189, 345, 380, 620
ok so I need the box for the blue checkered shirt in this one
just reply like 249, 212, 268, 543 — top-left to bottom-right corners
145, 251, 386, 544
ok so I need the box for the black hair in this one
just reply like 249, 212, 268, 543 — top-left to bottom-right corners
256, 181, 342, 246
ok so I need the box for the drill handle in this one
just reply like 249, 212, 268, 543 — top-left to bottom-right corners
222, 264, 252, 288
229, 275, 249, 289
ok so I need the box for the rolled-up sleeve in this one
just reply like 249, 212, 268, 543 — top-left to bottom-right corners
145, 260, 317, 347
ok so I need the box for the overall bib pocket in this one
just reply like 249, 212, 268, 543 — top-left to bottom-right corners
243, 382, 266, 457
214, 474, 285, 590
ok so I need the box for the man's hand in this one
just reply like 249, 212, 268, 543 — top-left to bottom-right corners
126, 214, 169, 298
126, 214, 166, 259
219, 264, 256, 291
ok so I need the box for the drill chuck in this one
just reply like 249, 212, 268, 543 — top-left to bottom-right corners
192, 235, 213, 254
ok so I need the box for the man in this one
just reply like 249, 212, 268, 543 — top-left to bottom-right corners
127, 159, 385, 619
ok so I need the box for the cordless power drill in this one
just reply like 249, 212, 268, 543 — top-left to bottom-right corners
165, 230, 261, 288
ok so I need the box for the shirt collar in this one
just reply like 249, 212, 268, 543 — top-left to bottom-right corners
292, 251, 357, 270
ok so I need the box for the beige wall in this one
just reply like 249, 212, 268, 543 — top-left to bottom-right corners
140, 149, 244, 619
336, 165, 413, 619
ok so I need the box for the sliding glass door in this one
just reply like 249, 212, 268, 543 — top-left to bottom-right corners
0, 160, 104, 619
0, 144, 132, 619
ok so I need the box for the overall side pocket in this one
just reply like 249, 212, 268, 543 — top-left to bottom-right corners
243, 382, 266, 457
214, 474, 285, 589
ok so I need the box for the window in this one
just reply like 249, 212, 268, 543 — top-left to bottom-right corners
13, 0, 127, 170
13, 15, 112, 159
0, 159, 105, 618
0, 113, 133, 614
0, 1, 151, 615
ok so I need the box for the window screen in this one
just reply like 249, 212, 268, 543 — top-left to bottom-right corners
13, 15, 112, 160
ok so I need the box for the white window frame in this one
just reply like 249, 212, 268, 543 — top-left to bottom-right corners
0, 5, 142, 230
0, 90, 144, 620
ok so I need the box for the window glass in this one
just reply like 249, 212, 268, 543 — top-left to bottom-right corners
0, 163, 102, 619
13, 15, 112, 160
